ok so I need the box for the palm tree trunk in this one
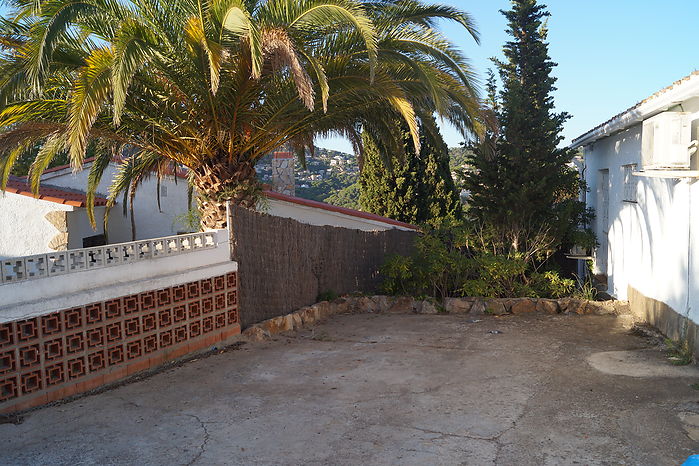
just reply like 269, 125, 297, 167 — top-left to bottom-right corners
192, 162, 259, 230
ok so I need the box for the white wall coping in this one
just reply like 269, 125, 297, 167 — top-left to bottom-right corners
0, 262, 237, 323
0, 229, 233, 322
1, 230, 223, 285
268, 198, 417, 231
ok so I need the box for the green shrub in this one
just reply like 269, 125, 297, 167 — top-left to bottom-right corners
317, 290, 339, 302
381, 255, 416, 296
530, 271, 575, 298
380, 218, 584, 301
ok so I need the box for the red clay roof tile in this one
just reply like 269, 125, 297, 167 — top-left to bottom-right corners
5, 175, 107, 207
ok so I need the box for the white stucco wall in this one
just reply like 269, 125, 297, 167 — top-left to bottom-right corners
43, 163, 192, 243
262, 198, 415, 231
0, 192, 73, 259
584, 100, 699, 326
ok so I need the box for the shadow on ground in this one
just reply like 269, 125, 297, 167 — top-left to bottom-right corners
2, 313, 698, 465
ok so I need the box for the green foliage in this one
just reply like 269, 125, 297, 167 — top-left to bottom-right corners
530, 271, 575, 299
9, 146, 69, 177
461, 0, 594, 260
0, 0, 482, 229
317, 290, 339, 302
572, 262, 599, 301
359, 119, 462, 225
297, 172, 358, 204
666, 338, 694, 366
172, 209, 201, 234
448, 146, 473, 172
380, 218, 577, 300
324, 183, 360, 209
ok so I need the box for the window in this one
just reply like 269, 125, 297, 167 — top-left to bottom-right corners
623, 164, 637, 203
82, 234, 106, 248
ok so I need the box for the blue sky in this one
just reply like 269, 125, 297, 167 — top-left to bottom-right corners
318, 0, 699, 153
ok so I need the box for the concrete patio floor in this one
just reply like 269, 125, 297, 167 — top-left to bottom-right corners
2, 313, 699, 465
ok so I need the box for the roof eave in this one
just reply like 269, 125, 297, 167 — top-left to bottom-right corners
571, 74, 699, 148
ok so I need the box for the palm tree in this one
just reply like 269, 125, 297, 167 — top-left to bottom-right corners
0, 0, 481, 229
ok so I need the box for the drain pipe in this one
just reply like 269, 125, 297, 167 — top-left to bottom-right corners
682, 178, 695, 343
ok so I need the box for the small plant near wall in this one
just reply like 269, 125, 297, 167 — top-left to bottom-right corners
317, 290, 339, 302
173, 209, 201, 234
666, 338, 694, 366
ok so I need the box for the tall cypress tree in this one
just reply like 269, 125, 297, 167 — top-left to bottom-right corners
359, 121, 462, 225
463, 0, 587, 254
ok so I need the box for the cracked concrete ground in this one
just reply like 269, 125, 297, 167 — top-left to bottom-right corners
2, 313, 699, 465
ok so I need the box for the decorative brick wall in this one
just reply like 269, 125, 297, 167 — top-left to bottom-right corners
0, 271, 239, 414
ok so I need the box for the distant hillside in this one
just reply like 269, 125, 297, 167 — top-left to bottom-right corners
256, 146, 469, 209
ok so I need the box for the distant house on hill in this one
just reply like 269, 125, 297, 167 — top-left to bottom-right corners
1, 153, 415, 259
573, 71, 699, 351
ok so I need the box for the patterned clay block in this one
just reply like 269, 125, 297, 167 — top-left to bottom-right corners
213, 275, 226, 292
0, 376, 18, 401
87, 351, 106, 372
105, 323, 122, 343
124, 317, 140, 337
16, 318, 39, 343
200, 279, 213, 296
43, 338, 63, 361
202, 316, 214, 334
187, 301, 201, 319
41, 313, 62, 336
67, 357, 86, 379
45, 362, 65, 386
159, 330, 173, 348
174, 326, 187, 344
0, 350, 16, 375
65, 332, 85, 354
85, 303, 103, 324
226, 272, 237, 289
126, 341, 142, 360
63, 307, 83, 330
214, 293, 226, 311
18, 344, 41, 369
143, 335, 158, 354
86, 327, 104, 348
201, 297, 214, 315
157, 288, 172, 307
20, 370, 42, 394
140, 291, 156, 311
104, 298, 122, 320
186, 281, 200, 299
173, 306, 187, 323
123, 295, 140, 314
172, 285, 187, 303
107, 345, 124, 366
142, 313, 157, 333
0, 322, 14, 349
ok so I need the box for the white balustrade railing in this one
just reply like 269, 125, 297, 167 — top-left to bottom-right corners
1, 231, 217, 285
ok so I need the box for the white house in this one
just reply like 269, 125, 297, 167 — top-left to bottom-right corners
573, 71, 699, 351
1, 156, 415, 259
41, 158, 193, 243
0, 175, 111, 258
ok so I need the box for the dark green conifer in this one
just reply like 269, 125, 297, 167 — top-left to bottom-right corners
359, 121, 461, 225
463, 0, 589, 254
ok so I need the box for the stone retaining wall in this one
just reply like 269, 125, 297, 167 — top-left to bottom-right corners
242, 295, 632, 341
